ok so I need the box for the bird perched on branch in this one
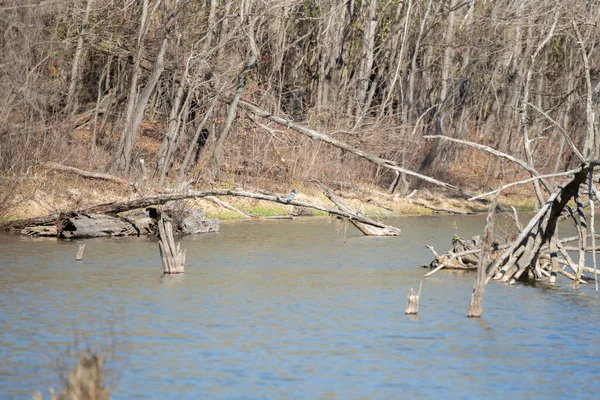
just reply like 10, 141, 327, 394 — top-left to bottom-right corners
285, 189, 296, 202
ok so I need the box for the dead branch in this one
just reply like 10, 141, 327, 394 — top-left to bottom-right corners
238, 99, 467, 195
423, 135, 548, 190
318, 184, 401, 236
41, 162, 132, 186
469, 168, 580, 201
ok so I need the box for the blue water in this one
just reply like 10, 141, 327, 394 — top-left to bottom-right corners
1, 215, 600, 399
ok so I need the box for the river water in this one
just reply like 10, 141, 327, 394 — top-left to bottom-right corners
1, 215, 600, 399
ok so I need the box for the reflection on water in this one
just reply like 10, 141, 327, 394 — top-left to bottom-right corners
1, 215, 600, 399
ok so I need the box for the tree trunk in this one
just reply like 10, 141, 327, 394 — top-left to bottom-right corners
64, 0, 94, 114
354, 0, 378, 118
207, 18, 259, 180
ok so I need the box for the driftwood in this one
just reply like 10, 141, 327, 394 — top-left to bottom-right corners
424, 236, 498, 275
158, 216, 185, 274
320, 185, 401, 236
58, 213, 139, 239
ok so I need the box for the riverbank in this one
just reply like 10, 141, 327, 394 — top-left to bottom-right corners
0, 171, 537, 224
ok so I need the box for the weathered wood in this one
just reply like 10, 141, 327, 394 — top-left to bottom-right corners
467, 195, 498, 318
487, 167, 588, 283
574, 192, 587, 290
76, 244, 85, 261
405, 281, 422, 315
58, 213, 139, 239
158, 217, 185, 274
21, 225, 57, 237
320, 185, 401, 236
180, 208, 220, 235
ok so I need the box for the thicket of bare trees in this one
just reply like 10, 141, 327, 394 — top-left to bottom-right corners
1, 0, 598, 193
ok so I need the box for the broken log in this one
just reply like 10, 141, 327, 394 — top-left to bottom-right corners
158, 216, 185, 274
58, 213, 140, 239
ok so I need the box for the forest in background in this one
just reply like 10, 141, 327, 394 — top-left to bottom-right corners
1, 0, 599, 210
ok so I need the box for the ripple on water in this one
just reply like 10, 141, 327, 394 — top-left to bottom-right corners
1, 217, 600, 399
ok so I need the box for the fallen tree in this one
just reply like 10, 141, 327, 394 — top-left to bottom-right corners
3, 188, 401, 235
238, 99, 467, 195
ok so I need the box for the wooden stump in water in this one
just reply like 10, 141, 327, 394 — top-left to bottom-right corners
75, 244, 85, 261
405, 281, 422, 315
158, 217, 185, 274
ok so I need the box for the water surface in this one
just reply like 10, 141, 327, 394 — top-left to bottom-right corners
1, 215, 599, 399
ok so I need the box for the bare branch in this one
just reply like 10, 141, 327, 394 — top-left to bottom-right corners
469, 169, 579, 201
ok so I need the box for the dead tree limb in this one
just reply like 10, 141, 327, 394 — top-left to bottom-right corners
423, 135, 550, 193
469, 169, 579, 201
486, 166, 591, 284
238, 99, 466, 195
42, 162, 132, 186
205, 196, 252, 218
526, 102, 585, 162
319, 184, 401, 236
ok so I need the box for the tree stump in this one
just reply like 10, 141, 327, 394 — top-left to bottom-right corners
405, 281, 423, 315
158, 216, 185, 274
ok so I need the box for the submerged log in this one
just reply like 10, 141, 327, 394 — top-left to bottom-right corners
76, 244, 85, 261
58, 213, 139, 239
